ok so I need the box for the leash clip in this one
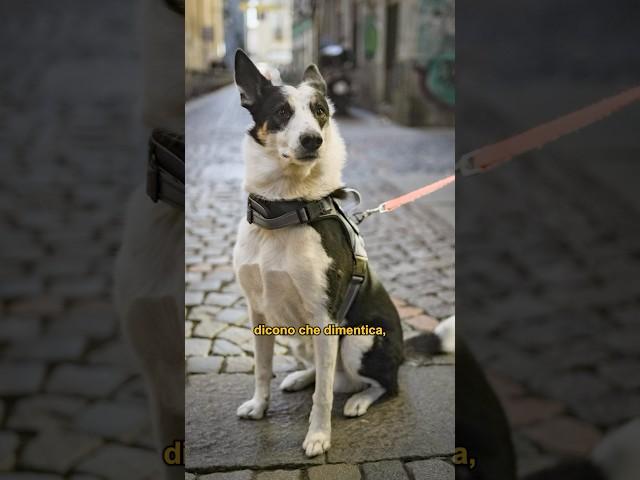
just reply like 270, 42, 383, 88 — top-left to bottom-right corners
455, 151, 482, 176
353, 203, 386, 225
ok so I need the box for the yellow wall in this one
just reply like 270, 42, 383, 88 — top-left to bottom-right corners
186, 0, 226, 71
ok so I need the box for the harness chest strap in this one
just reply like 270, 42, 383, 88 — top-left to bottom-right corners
247, 196, 334, 229
247, 192, 367, 325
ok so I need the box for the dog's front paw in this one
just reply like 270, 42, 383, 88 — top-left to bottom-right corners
236, 398, 268, 419
303, 429, 331, 457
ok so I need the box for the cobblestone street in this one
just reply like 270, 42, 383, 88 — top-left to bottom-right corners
185, 85, 455, 479
0, 1, 162, 479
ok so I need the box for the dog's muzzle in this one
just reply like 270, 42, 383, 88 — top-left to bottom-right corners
299, 132, 323, 153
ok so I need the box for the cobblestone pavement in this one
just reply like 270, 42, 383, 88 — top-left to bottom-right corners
458, 80, 640, 477
0, 1, 163, 479
185, 85, 455, 479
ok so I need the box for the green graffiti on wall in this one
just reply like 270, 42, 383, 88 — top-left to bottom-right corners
415, 0, 455, 107
419, 0, 446, 13
364, 14, 377, 60
425, 51, 455, 106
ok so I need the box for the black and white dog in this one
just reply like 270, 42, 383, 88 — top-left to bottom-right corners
232, 49, 405, 457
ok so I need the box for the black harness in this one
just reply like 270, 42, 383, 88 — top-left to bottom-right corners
146, 129, 185, 209
144, 127, 367, 323
247, 190, 368, 324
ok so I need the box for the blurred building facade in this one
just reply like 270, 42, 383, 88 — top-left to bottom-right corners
223, 0, 247, 69
186, 0, 226, 72
293, 0, 454, 126
292, 0, 316, 73
244, 0, 293, 66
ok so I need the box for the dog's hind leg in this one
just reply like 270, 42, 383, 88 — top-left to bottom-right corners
280, 367, 315, 391
282, 360, 363, 393
343, 382, 386, 417
333, 370, 365, 393
340, 335, 387, 417
280, 335, 316, 391
237, 309, 274, 420
281, 349, 365, 393
435, 315, 455, 353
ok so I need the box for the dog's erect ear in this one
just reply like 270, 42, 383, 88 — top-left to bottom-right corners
235, 49, 271, 109
302, 64, 327, 96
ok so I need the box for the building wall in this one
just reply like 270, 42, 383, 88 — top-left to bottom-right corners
223, 0, 247, 70
185, 0, 226, 72
351, 0, 386, 112
352, 0, 454, 126
292, 0, 316, 78
246, 0, 293, 66
291, 0, 454, 127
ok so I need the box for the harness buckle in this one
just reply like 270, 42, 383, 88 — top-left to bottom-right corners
297, 207, 309, 223
336, 273, 366, 325
320, 198, 333, 214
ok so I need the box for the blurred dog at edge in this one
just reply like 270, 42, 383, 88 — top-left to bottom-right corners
113, 1, 184, 479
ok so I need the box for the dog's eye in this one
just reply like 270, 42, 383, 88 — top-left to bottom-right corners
278, 106, 289, 117
314, 105, 326, 117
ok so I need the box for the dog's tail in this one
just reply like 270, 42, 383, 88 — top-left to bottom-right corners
434, 315, 455, 353
404, 315, 455, 356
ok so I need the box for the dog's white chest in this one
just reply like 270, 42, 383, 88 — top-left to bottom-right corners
233, 221, 332, 327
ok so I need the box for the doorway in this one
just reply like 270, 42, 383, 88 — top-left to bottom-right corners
384, 2, 399, 102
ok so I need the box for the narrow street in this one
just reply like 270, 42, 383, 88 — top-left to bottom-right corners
185, 85, 455, 478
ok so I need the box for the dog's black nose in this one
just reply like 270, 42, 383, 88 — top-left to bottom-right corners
300, 133, 323, 151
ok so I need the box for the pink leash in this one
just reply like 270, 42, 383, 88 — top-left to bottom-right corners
355, 84, 640, 224
457, 84, 640, 175
353, 175, 455, 223
383, 174, 456, 212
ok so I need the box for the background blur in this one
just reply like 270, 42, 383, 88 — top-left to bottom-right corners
457, 1, 640, 479
0, 0, 180, 478
185, 0, 454, 126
